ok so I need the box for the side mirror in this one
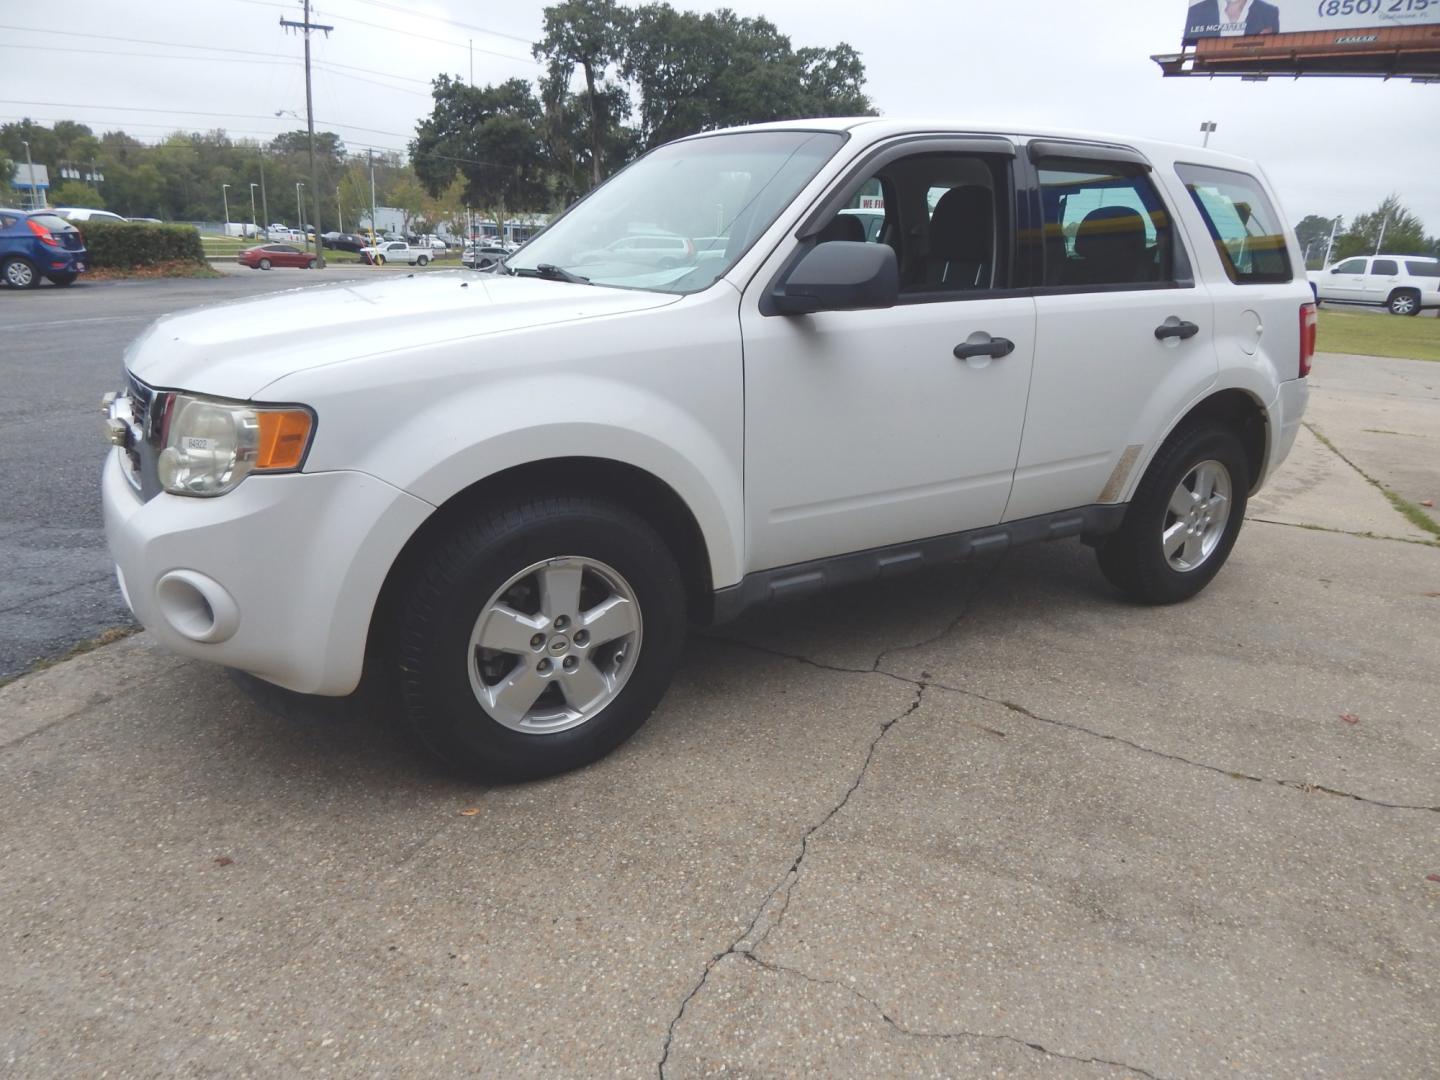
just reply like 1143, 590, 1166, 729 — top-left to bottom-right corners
771, 241, 899, 315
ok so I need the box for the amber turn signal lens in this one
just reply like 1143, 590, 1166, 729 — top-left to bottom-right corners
255, 410, 313, 470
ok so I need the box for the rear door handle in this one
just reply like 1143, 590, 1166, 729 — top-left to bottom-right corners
953, 337, 1015, 360
1154, 320, 1200, 341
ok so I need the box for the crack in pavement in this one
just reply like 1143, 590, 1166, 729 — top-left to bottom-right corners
741, 952, 1166, 1080
923, 681, 1440, 814
657, 684, 925, 1078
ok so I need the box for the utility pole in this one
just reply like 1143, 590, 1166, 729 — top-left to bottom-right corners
336, 186, 343, 234
249, 183, 259, 237
469, 39, 474, 85
368, 148, 377, 245
21, 139, 38, 210
1323, 215, 1341, 267
222, 183, 231, 233
281, 0, 333, 265
1374, 211, 1389, 256
258, 149, 269, 230
296, 182, 305, 236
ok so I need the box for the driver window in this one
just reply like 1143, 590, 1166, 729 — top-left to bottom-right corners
812, 152, 1008, 296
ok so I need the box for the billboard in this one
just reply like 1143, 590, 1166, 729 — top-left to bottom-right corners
1183, 0, 1440, 42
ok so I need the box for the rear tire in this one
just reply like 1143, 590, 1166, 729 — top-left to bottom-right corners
258, 258, 272, 270
397, 495, 687, 781
1097, 422, 1249, 604
46, 272, 78, 286
3, 256, 40, 289
307, 258, 317, 270
417, 255, 430, 266
1388, 289, 1420, 316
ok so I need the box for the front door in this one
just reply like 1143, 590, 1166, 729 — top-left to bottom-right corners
1323, 257, 1369, 302
740, 141, 1036, 573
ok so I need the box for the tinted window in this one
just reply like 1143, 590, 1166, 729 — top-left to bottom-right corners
814, 151, 1009, 296
1370, 259, 1398, 276
1175, 163, 1290, 284
1405, 261, 1440, 278
1332, 258, 1366, 274
30, 214, 74, 232
1037, 160, 1174, 287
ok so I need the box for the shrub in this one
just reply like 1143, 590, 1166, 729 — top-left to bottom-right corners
65, 220, 207, 270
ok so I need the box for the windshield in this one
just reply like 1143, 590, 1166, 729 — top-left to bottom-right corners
507, 130, 845, 294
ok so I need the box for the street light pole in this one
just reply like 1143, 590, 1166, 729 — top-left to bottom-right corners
249, 183, 258, 237
295, 182, 305, 240
222, 183, 231, 233
1199, 120, 1217, 147
22, 139, 38, 210
1323, 215, 1341, 267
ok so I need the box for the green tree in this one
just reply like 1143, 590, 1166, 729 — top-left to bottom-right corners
411, 76, 548, 237
49, 180, 106, 209
387, 174, 426, 236
1334, 195, 1428, 260
1293, 213, 1339, 267
535, 0, 619, 189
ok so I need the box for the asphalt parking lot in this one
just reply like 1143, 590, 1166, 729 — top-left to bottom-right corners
1, 281, 1438, 1075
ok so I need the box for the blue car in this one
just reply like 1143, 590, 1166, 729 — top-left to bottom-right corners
0, 207, 88, 288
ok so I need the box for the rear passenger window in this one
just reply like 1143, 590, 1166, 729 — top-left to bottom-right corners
1175, 163, 1291, 285
1371, 259, 1398, 276
1035, 160, 1175, 288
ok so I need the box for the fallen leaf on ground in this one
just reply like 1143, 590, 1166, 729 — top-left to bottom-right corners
1340, 713, 1360, 725
1427, 874, 1440, 884
1421, 499, 1434, 508
213, 856, 234, 867
459, 808, 481, 817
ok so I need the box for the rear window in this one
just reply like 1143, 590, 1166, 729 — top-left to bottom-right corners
30, 214, 75, 232
1175, 163, 1291, 284
1371, 259, 1399, 276
1405, 261, 1440, 278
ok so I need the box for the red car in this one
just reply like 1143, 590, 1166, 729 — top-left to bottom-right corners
239, 243, 317, 270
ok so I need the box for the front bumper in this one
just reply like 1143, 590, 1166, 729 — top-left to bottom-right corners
103, 451, 432, 694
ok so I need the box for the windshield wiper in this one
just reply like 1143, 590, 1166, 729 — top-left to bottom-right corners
514, 263, 590, 284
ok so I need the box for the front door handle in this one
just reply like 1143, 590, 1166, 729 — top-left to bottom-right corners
1154, 320, 1200, 341
953, 337, 1015, 360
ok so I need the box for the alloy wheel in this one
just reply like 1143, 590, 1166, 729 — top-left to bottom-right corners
1163, 459, 1231, 572
5, 260, 34, 287
467, 557, 642, 734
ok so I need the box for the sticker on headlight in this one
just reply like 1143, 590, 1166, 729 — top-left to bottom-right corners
182, 437, 213, 451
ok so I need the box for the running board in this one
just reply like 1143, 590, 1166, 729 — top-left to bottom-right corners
708, 503, 1127, 624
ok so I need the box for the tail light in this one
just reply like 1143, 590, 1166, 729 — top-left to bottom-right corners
26, 219, 61, 248
1299, 302, 1317, 378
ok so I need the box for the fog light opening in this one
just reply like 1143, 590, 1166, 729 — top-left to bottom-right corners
155, 570, 240, 644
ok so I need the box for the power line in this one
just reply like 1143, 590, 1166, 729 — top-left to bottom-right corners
318, 11, 537, 62
0, 23, 432, 84
337, 0, 535, 46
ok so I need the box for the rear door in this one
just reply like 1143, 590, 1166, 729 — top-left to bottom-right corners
1006, 141, 1217, 521
1364, 258, 1400, 304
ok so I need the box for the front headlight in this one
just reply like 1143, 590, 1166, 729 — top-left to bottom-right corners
157, 393, 315, 497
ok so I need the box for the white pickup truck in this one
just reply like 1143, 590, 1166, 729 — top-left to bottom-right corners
361, 240, 433, 266
103, 118, 1311, 781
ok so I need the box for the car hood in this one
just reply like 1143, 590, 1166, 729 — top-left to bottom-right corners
124, 270, 681, 399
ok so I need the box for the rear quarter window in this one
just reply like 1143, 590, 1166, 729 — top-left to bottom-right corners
1175, 163, 1291, 285
1405, 261, 1440, 278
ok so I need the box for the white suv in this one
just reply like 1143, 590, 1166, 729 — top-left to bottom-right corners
1309, 254, 1440, 315
102, 119, 1313, 779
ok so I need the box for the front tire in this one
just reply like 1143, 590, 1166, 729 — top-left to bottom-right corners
3, 256, 40, 289
1097, 422, 1249, 604
398, 495, 687, 781
1388, 289, 1420, 316
258, 258, 272, 270
417, 255, 430, 266
307, 258, 317, 269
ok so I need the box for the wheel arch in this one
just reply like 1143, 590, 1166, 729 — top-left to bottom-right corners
365, 456, 719, 683
1133, 387, 1270, 500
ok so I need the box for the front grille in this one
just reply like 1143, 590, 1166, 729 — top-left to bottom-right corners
115, 373, 166, 502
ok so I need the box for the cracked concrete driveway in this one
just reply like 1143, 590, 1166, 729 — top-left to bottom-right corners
2, 352, 1438, 1078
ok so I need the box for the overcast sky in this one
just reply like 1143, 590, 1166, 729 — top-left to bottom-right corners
3, 0, 1437, 233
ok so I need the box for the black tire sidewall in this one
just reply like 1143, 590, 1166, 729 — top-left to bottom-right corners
1109, 424, 1250, 603
400, 500, 687, 780
1389, 290, 1419, 316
